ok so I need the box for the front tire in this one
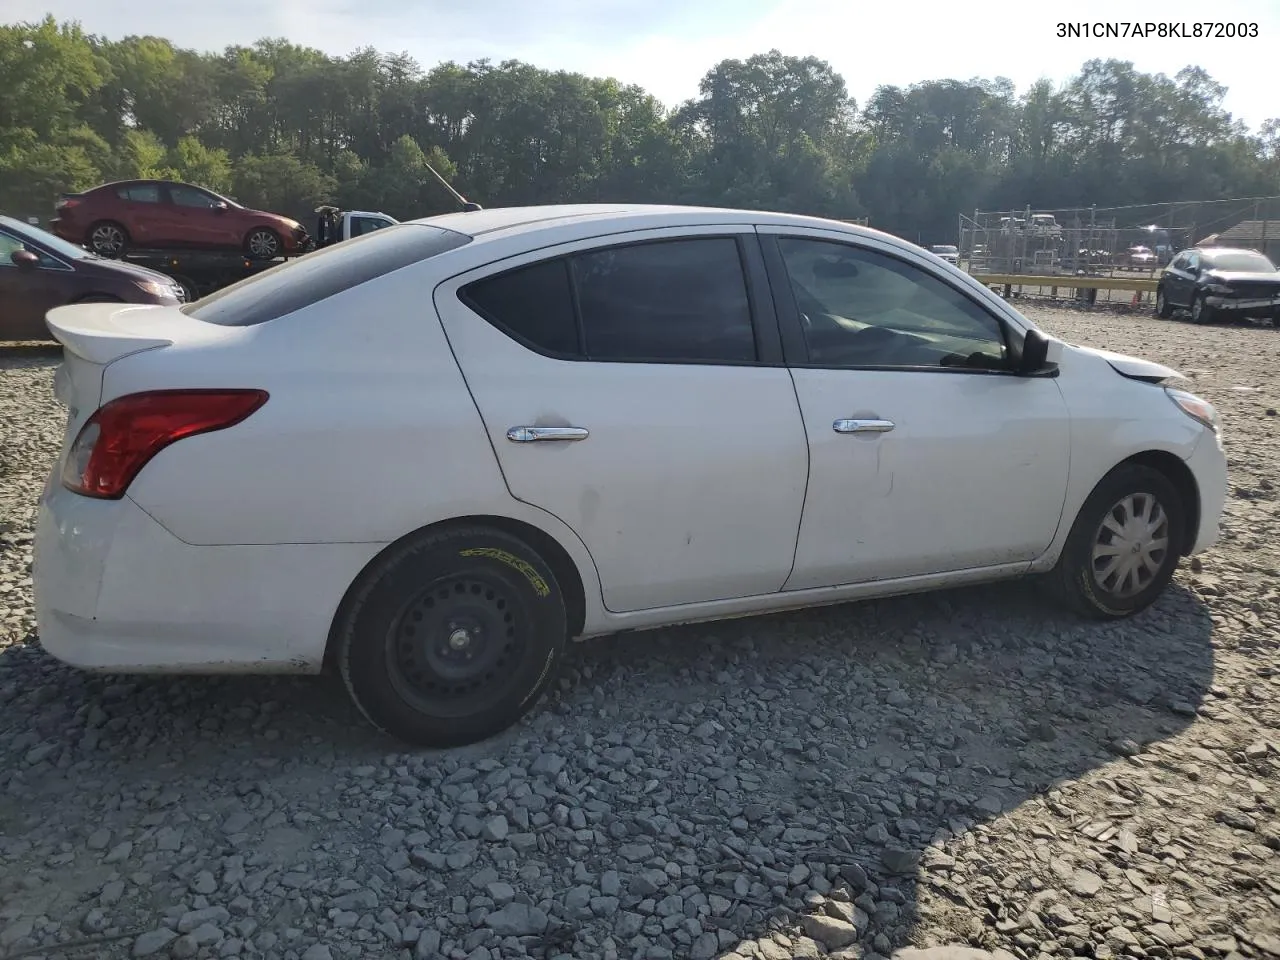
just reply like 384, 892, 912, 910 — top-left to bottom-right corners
244, 227, 282, 261
1155, 286, 1173, 319
1189, 292, 1213, 325
335, 526, 567, 747
1047, 464, 1186, 620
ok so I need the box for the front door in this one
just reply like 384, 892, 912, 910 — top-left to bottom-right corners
0, 229, 70, 340
759, 227, 1072, 589
434, 227, 809, 613
165, 185, 233, 247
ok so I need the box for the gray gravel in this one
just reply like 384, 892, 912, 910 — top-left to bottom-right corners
1, 305, 1278, 960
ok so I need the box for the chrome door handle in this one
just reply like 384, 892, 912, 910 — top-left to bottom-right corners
507, 426, 589, 443
833, 418, 895, 434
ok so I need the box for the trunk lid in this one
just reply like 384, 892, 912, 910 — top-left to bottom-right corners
44, 303, 243, 477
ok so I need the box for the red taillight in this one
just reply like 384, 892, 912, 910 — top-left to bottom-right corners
55, 198, 80, 211
61, 390, 268, 499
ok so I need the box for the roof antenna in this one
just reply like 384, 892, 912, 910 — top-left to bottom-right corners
424, 161, 482, 212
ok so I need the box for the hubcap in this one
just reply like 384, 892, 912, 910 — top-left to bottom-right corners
249, 231, 278, 257
385, 575, 523, 717
1091, 492, 1170, 599
92, 225, 123, 255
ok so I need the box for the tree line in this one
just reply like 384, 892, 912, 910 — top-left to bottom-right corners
1, 15, 1278, 243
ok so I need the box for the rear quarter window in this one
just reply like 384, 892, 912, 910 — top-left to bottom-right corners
183, 224, 472, 326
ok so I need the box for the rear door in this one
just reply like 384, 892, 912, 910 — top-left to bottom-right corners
113, 183, 170, 247
434, 227, 810, 613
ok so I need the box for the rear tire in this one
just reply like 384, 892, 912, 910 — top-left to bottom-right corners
86, 221, 128, 258
335, 526, 567, 747
1155, 286, 1173, 319
1046, 464, 1186, 620
244, 227, 281, 261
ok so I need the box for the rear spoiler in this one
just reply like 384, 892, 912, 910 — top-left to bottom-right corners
45, 303, 174, 365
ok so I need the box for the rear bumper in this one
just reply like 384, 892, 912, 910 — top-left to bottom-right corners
33, 484, 381, 674
1184, 427, 1227, 555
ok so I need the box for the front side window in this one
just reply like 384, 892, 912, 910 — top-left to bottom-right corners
0, 229, 61, 269
117, 184, 161, 203
777, 237, 1007, 370
169, 186, 220, 209
459, 237, 759, 365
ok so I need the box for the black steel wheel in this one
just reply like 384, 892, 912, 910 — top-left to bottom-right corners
1155, 286, 1173, 319
335, 526, 567, 746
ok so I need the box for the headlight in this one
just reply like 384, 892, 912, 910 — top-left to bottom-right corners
134, 279, 177, 300
1165, 386, 1218, 432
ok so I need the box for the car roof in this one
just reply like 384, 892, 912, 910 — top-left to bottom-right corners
411, 203, 900, 246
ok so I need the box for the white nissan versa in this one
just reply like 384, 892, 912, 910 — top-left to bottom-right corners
33, 205, 1227, 747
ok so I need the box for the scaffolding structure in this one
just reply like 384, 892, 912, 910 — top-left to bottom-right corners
958, 196, 1280, 279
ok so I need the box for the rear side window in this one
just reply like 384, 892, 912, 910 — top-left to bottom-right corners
459, 237, 758, 364
462, 260, 579, 356
117, 185, 161, 203
184, 224, 472, 326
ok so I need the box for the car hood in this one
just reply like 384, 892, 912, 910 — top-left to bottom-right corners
91, 257, 177, 287
1072, 344, 1183, 383
253, 210, 304, 231
1202, 270, 1280, 284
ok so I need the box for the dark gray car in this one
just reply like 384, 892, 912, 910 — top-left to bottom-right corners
1156, 246, 1280, 324
0, 215, 184, 342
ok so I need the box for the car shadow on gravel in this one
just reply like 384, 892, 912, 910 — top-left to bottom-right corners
0, 573, 1214, 957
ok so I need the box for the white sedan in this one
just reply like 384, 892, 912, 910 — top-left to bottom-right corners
33, 204, 1227, 747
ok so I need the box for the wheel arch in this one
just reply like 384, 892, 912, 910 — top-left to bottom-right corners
1117, 450, 1201, 555
323, 514, 589, 672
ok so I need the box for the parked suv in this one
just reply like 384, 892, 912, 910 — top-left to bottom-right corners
51, 180, 310, 260
34, 205, 1227, 748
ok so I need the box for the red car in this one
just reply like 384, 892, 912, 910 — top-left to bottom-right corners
50, 180, 310, 260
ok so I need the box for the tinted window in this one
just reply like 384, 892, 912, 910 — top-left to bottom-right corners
170, 186, 219, 208
184, 223, 471, 326
117, 184, 161, 203
777, 238, 1007, 370
462, 259, 579, 355
572, 238, 756, 362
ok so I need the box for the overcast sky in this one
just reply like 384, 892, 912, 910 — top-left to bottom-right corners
10, 0, 1278, 132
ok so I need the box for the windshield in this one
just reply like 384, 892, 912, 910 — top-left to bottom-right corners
1204, 250, 1276, 273
0, 215, 91, 260
931, 245, 958, 254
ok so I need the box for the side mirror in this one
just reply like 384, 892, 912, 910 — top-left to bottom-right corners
10, 249, 39, 269
1016, 327, 1056, 376
213, 201, 228, 212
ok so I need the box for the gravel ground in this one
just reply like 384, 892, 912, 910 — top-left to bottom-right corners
0, 305, 1277, 960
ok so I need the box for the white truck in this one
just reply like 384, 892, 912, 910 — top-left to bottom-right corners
313, 206, 400, 248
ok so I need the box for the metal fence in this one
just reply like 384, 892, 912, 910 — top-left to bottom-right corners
958, 197, 1280, 280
